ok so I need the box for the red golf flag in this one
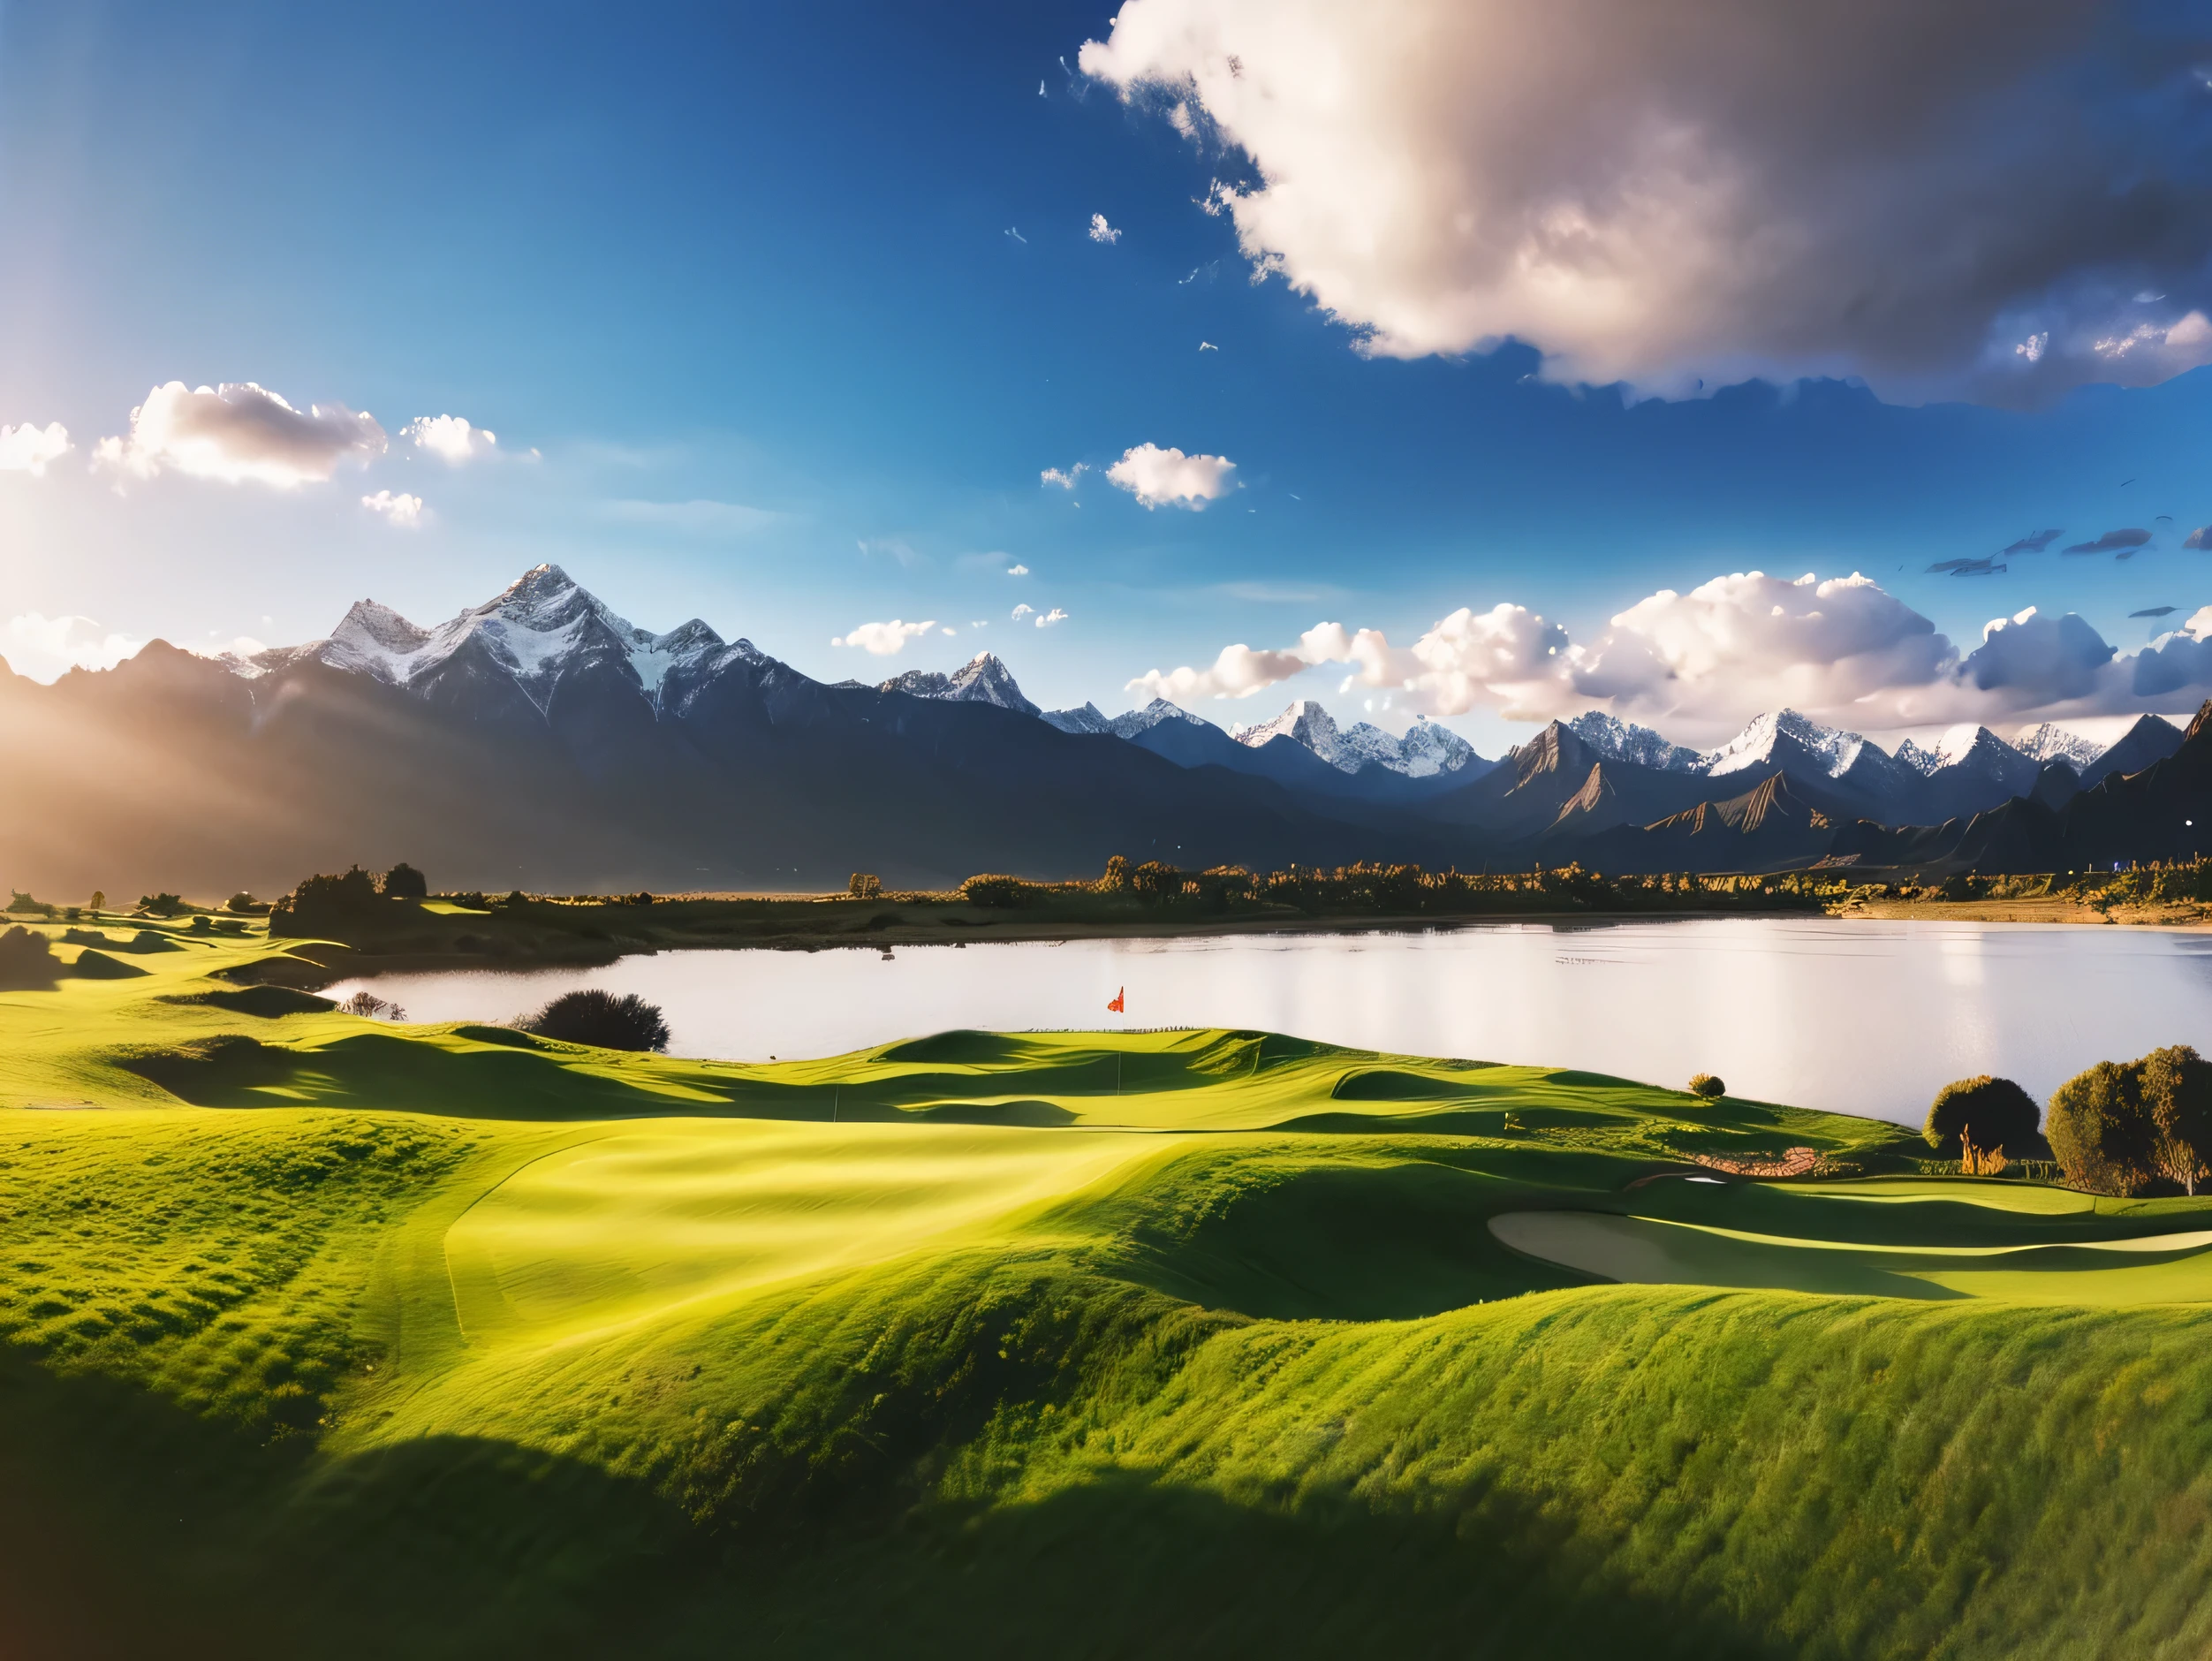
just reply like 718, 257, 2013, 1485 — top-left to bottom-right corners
1107, 986, 1125, 1013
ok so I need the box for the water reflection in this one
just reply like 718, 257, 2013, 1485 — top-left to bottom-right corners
324, 919, 2212, 1127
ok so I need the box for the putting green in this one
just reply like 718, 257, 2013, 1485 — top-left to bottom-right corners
443, 1119, 1192, 1346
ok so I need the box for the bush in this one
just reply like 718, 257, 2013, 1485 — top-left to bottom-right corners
848, 873, 883, 899
960, 875, 1028, 908
225, 891, 266, 914
137, 892, 185, 917
338, 990, 405, 1020
1687, 1073, 1726, 1099
519, 990, 670, 1052
380, 863, 428, 899
1923, 1075, 2042, 1158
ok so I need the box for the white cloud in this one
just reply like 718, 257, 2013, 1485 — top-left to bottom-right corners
361, 489, 425, 527
1105, 442, 1236, 509
1125, 569, 2212, 738
0, 421, 71, 476
1079, 1, 2212, 405
1011, 603, 1034, 621
1035, 608, 1069, 628
1, 613, 144, 682
1572, 572, 1951, 729
1007, 563, 1030, 576
1041, 463, 1088, 489
831, 618, 938, 656
1089, 213, 1122, 244
403, 413, 496, 463
97, 382, 385, 487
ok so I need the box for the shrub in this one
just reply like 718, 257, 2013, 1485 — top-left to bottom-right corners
1687, 1073, 1726, 1099
338, 990, 405, 1020
1923, 1075, 2042, 1158
226, 891, 267, 914
519, 990, 670, 1052
848, 873, 883, 899
137, 892, 185, 917
380, 863, 428, 899
960, 875, 1028, 908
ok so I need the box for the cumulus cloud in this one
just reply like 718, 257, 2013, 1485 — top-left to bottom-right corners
361, 489, 425, 527
0, 421, 71, 476
1079, 0, 2212, 404
96, 382, 385, 487
1007, 564, 1030, 576
403, 413, 496, 463
1089, 213, 1122, 244
1011, 603, 1034, 622
1035, 608, 1069, 627
831, 618, 938, 656
1, 613, 144, 682
1126, 568, 2212, 737
1041, 463, 1088, 489
1105, 442, 1237, 508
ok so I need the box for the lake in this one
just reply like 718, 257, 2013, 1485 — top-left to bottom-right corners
322, 920, 2212, 1126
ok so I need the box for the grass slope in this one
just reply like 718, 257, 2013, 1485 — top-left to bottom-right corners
4, 921, 2212, 1657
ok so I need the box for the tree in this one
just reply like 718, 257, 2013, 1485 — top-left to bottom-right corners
268, 868, 383, 937
1687, 1073, 1726, 1099
2048, 1059, 2158, 1195
520, 990, 670, 1052
380, 862, 428, 899
0, 926, 57, 990
2143, 1045, 2212, 1195
1923, 1075, 2042, 1158
848, 873, 883, 899
88, 891, 104, 915
1099, 855, 1132, 895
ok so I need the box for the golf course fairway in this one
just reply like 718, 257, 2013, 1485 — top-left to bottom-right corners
10, 922, 2212, 1657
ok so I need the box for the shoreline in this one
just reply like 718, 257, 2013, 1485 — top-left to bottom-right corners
276, 893, 2212, 984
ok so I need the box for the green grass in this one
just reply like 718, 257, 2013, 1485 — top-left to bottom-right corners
8, 921, 2212, 1657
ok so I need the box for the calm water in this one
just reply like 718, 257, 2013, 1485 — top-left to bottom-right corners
324, 921, 2212, 1126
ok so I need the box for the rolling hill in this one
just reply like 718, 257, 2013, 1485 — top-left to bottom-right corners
7, 924, 2212, 1655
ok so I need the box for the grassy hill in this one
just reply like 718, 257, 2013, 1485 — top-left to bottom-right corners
6, 921, 2212, 1657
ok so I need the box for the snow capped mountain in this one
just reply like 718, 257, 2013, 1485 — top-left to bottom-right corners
1395, 719, 1483, 779
1702, 709, 1875, 780
1231, 699, 1482, 778
245, 563, 745, 713
879, 652, 1039, 717
1565, 710, 1704, 773
1107, 699, 1214, 739
2011, 722, 2102, 770
1041, 702, 1112, 735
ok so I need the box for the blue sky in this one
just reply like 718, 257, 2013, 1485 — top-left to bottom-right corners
3, 1, 2210, 752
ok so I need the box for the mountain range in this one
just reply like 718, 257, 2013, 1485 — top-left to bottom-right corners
0, 565, 2199, 895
